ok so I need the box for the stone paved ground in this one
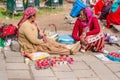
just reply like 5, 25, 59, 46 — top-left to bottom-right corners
0, 31, 119, 80
0, 1, 120, 80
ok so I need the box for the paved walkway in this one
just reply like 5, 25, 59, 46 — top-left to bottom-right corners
0, 31, 120, 80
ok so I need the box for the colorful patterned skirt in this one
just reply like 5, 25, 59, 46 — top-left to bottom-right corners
84, 31, 105, 52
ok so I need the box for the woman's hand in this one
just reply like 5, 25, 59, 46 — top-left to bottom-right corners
80, 36, 88, 45
83, 39, 88, 45
43, 34, 47, 43
80, 36, 85, 43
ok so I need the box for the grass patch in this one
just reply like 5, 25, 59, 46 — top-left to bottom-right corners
0, 8, 6, 18
37, 7, 63, 15
0, 7, 63, 20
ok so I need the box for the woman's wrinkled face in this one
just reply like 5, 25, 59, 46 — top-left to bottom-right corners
31, 14, 36, 22
79, 10, 87, 22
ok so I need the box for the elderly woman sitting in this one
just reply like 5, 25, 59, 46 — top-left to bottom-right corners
18, 7, 80, 55
72, 8, 109, 54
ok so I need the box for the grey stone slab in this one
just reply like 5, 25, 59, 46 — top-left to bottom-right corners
82, 55, 120, 80
112, 25, 120, 32
8, 79, 32, 80
30, 65, 55, 77
6, 63, 29, 70
0, 71, 8, 80
0, 53, 4, 59
69, 62, 90, 70
0, 47, 3, 53
104, 44, 119, 52
71, 51, 94, 61
102, 60, 120, 64
78, 78, 100, 80
4, 51, 22, 57
1, 47, 4, 52
3, 46, 11, 51
116, 72, 120, 78
81, 55, 100, 63
0, 59, 6, 71
70, 55, 83, 62
6, 57, 24, 63
73, 70, 97, 78
54, 72, 76, 78
35, 77, 57, 80
59, 78, 78, 80
7, 70, 31, 79
113, 43, 120, 49
106, 63, 120, 72
51, 64, 71, 72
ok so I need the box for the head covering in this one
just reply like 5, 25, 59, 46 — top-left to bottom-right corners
18, 7, 36, 29
111, 0, 120, 12
80, 8, 93, 28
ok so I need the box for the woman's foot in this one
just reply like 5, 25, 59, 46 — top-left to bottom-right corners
80, 48, 86, 53
100, 49, 109, 54
66, 45, 72, 49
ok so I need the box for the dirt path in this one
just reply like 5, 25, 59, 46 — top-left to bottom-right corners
0, 1, 119, 37
0, 1, 74, 31
36, 1, 74, 31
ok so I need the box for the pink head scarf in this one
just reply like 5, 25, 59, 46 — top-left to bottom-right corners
18, 7, 36, 29
80, 8, 93, 28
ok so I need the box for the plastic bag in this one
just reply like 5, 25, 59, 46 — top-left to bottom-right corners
10, 40, 20, 52
4, 39, 12, 47
0, 38, 5, 48
57, 35, 76, 44
70, 0, 86, 17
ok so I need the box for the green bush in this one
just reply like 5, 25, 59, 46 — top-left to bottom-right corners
0, 8, 6, 18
